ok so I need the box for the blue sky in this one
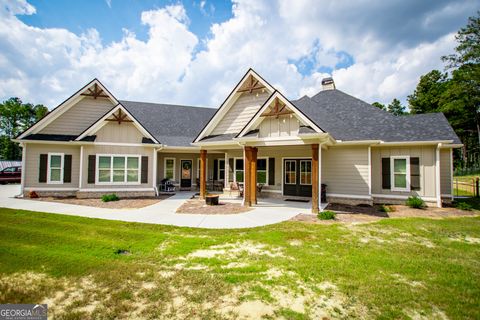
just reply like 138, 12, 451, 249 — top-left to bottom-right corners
1, 0, 478, 108
18, 0, 233, 47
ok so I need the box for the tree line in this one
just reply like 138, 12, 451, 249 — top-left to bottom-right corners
372, 12, 479, 168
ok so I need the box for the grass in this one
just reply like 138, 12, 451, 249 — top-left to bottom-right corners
0, 208, 479, 319
453, 175, 478, 197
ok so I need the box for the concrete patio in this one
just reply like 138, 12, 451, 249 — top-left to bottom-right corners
0, 185, 326, 229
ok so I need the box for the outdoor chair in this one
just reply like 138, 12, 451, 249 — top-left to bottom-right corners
159, 178, 175, 192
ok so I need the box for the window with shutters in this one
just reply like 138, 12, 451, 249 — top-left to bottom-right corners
234, 158, 244, 182
391, 156, 410, 192
96, 154, 141, 184
218, 159, 225, 180
47, 153, 64, 184
257, 158, 268, 184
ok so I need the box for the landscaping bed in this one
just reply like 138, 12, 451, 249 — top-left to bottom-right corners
31, 195, 171, 209
176, 198, 252, 214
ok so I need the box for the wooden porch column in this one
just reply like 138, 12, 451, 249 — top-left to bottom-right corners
251, 147, 258, 205
312, 144, 319, 214
200, 150, 207, 199
244, 147, 252, 207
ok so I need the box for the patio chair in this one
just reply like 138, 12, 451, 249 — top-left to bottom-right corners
230, 181, 243, 198
159, 178, 175, 193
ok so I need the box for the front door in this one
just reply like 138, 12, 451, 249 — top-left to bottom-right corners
180, 160, 192, 188
283, 159, 312, 197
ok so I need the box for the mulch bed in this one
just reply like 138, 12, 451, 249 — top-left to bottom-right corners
31, 196, 171, 209
176, 198, 252, 214
290, 203, 478, 225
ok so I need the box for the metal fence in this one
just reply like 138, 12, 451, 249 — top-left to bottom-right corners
453, 177, 479, 197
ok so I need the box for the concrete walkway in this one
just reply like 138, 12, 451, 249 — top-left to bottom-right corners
0, 185, 320, 229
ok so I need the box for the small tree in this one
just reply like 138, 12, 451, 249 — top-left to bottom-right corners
372, 102, 386, 110
387, 98, 407, 116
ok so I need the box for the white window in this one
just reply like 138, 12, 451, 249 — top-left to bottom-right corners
234, 158, 244, 183
164, 158, 175, 180
218, 159, 225, 180
285, 160, 296, 184
391, 156, 410, 192
97, 155, 141, 184
257, 158, 268, 184
47, 153, 64, 184
300, 160, 312, 185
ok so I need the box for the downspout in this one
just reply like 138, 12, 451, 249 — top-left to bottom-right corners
153, 145, 164, 196
436, 143, 442, 208
17, 143, 26, 198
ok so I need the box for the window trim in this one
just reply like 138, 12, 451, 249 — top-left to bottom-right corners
234, 157, 244, 183
47, 152, 64, 184
284, 160, 296, 185
391, 156, 410, 192
164, 157, 176, 181
95, 154, 142, 185
218, 159, 225, 180
299, 160, 312, 185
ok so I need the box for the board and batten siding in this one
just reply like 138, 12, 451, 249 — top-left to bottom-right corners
211, 91, 270, 135
95, 122, 144, 143
258, 114, 301, 138
440, 148, 452, 196
40, 97, 114, 135
322, 146, 369, 196
371, 146, 436, 198
24, 144, 80, 189
80, 145, 153, 189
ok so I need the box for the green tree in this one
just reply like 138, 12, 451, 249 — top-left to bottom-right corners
408, 70, 448, 114
442, 11, 480, 166
387, 98, 407, 116
0, 97, 48, 160
371, 102, 386, 110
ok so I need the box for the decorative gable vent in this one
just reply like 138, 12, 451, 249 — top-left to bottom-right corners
321, 77, 335, 90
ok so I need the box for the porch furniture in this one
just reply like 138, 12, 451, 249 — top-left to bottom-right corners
321, 184, 327, 203
196, 178, 200, 190
159, 178, 175, 192
257, 183, 264, 194
206, 194, 219, 205
214, 180, 224, 191
230, 182, 243, 198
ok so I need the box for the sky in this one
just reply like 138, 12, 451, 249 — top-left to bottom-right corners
0, 0, 478, 109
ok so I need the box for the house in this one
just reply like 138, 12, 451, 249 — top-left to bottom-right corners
14, 69, 461, 212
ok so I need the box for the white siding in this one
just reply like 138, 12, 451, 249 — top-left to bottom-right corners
24, 144, 80, 189
371, 146, 436, 198
40, 97, 114, 135
258, 115, 301, 138
95, 122, 144, 143
440, 149, 452, 195
211, 91, 270, 135
322, 146, 369, 196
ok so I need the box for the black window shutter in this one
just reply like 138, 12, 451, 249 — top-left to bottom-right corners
268, 158, 275, 186
39, 154, 47, 183
382, 157, 391, 189
63, 154, 72, 183
141, 156, 148, 183
410, 157, 420, 190
88, 155, 96, 184
213, 159, 218, 180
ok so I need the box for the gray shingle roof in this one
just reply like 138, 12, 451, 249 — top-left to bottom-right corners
120, 100, 216, 146
293, 90, 461, 144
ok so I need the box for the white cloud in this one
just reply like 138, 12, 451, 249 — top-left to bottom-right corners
0, 0, 476, 108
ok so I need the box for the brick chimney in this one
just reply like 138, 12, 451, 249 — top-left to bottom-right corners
321, 77, 335, 90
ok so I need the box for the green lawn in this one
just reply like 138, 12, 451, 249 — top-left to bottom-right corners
0, 208, 479, 319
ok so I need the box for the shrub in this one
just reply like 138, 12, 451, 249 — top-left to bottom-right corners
28, 191, 39, 199
379, 204, 393, 213
318, 210, 336, 220
101, 193, 120, 202
405, 196, 425, 209
455, 202, 473, 211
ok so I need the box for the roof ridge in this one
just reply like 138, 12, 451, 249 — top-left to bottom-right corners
119, 99, 214, 111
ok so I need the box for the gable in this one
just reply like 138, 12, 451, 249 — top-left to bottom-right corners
211, 90, 270, 135
95, 119, 144, 143
194, 69, 275, 142
39, 97, 114, 135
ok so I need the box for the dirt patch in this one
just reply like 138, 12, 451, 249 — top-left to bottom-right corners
31, 196, 170, 209
291, 204, 478, 225
187, 241, 286, 259
176, 198, 252, 214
